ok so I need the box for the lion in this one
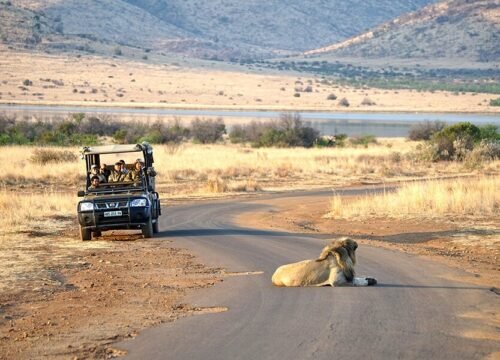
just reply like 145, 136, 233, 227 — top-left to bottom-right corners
271, 238, 377, 287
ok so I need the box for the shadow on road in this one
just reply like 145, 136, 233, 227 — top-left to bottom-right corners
159, 228, 314, 238
376, 283, 489, 291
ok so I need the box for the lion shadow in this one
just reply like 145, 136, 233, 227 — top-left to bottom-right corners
375, 283, 490, 291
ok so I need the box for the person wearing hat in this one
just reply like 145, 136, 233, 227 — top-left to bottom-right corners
88, 175, 101, 190
89, 164, 106, 183
109, 162, 127, 182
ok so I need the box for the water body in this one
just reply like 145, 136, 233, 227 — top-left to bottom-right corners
1, 104, 499, 137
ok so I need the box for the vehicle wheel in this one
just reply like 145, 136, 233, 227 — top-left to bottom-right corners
142, 218, 153, 238
94, 230, 102, 238
153, 219, 159, 234
80, 226, 92, 241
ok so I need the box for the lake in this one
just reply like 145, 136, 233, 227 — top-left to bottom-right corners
1, 104, 499, 137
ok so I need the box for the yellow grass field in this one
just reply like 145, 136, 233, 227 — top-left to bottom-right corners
1, 47, 498, 113
2, 139, 497, 197
1, 139, 498, 236
328, 176, 500, 221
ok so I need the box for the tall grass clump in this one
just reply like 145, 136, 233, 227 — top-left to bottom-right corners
328, 177, 499, 220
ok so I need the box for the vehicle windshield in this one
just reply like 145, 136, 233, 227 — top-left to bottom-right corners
86, 151, 147, 194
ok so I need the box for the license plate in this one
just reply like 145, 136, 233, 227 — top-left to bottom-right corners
104, 210, 122, 217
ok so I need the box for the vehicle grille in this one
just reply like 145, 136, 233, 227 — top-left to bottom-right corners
94, 200, 128, 210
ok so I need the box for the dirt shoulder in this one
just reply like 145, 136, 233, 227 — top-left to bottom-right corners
0, 223, 223, 360
238, 191, 500, 289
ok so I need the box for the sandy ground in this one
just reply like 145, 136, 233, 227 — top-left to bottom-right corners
1, 47, 498, 113
0, 223, 224, 360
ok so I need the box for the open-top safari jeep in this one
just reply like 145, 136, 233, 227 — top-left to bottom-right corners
77, 143, 161, 241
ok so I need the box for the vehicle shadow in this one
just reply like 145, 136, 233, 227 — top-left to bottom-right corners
158, 228, 313, 238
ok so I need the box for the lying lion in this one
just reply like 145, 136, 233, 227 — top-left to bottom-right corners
272, 238, 377, 287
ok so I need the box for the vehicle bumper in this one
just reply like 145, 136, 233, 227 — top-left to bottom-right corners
78, 207, 151, 231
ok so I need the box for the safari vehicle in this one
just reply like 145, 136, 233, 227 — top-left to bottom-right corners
77, 143, 161, 241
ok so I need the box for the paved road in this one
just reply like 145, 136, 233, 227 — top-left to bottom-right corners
119, 189, 499, 359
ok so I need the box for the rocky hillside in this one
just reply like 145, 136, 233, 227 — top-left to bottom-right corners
305, 0, 499, 63
4, 0, 435, 58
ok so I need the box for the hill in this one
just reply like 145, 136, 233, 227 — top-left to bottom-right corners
305, 0, 499, 63
4, 0, 435, 59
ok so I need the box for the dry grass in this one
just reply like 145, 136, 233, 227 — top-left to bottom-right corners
0, 190, 76, 233
1, 140, 499, 197
1, 47, 498, 112
328, 176, 500, 221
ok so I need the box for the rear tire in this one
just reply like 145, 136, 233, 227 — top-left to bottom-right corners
142, 218, 153, 238
94, 230, 102, 238
80, 226, 92, 241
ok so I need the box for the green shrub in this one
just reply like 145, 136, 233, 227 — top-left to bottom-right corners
430, 122, 480, 160
478, 124, 500, 141
489, 98, 500, 106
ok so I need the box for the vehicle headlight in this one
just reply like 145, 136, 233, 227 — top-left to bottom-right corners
130, 198, 148, 207
80, 202, 94, 211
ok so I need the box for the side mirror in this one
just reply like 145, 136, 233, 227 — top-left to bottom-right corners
77, 190, 85, 197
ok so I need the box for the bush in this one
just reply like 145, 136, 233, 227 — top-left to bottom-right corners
349, 135, 377, 147
430, 122, 480, 160
23, 79, 33, 86
229, 113, 319, 148
338, 97, 350, 107
29, 149, 78, 165
478, 124, 500, 141
489, 98, 500, 106
464, 140, 500, 169
253, 113, 319, 148
326, 93, 337, 100
408, 121, 446, 141
113, 46, 122, 56
360, 97, 375, 106
190, 118, 226, 144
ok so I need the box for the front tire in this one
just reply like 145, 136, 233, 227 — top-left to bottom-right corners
142, 218, 153, 238
153, 219, 159, 233
80, 226, 92, 241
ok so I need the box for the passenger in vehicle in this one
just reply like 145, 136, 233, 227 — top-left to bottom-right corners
88, 175, 100, 190
129, 159, 144, 183
90, 164, 106, 183
100, 163, 110, 181
119, 159, 129, 176
109, 162, 127, 182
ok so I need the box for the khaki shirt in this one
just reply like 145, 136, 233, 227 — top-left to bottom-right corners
109, 170, 126, 182
129, 169, 143, 182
